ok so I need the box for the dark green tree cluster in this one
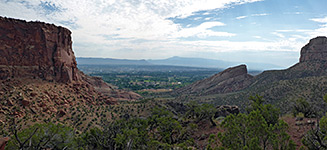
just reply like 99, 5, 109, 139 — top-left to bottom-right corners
6, 121, 76, 150
301, 94, 327, 149
80, 117, 149, 149
184, 101, 217, 126
292, 98, 317, 118
79, 107, 195, 149
210, 95, 296, 150
302, 115, 327, 149
5, 107, 196, 150
6, 95, 309, 150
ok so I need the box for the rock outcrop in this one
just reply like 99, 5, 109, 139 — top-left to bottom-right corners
176, 36, 327, 97
176, 65, 253, 95
286, 36, 327, 76
0, 17, 79, 82
214, 105, 240, 118
175, 36, 327, 113
83, 75, 142, 100
300, 36, 327, 62
0, 137, 9, 150
0, 16, 141, 100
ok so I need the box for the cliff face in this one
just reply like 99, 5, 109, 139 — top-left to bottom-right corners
0, 17, 79, 82
0, 16, 141, 100
300, 36, 327, 62
287, 36, 327, 76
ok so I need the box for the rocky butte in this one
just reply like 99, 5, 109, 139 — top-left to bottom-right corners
175, 36, 327, 108
0, 16, 141, 104
300, 36, 327, 62
175, 64, 254, 95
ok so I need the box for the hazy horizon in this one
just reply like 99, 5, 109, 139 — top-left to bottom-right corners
1, 0, 326, 68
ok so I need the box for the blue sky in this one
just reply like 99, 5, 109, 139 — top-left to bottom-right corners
1, 0, 327, 68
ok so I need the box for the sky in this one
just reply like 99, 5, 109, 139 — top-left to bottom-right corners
1, 0, 327, 68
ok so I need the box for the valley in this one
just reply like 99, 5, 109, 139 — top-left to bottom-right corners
1, 16, 327, 150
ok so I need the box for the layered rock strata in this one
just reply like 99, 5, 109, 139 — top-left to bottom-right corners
0, 17, 79, 82
0, 16, 141, 100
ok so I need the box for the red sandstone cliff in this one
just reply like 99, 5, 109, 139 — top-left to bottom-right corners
0, 16, 141, 100
0, 17, 79, 82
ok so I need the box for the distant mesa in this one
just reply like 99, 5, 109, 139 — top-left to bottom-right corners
0, 16, 141, 101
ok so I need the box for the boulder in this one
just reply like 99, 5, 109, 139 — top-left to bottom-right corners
105, 97, 118, 105
58, 110, 66, 117
30, 92, 37, 97
7, 100, 13, 106
0, 120, 4, 126
214, 105, 240, 118
21, 99, 31, 106
0, 137, 9, 150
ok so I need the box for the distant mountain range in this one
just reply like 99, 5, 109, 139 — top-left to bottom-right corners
148, 56, 282, 70
76, 57, 151, 65
77, 56, 282, 71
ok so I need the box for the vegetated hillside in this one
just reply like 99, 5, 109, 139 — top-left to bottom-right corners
175, 36, 327, 112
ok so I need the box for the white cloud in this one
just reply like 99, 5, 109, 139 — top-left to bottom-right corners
180, 40, 303, 53
0, 1, 45, 21
236, 16, 247, 19
194, 17, 202, 20
308, 17, 327, 37
271, 32, 285, 38
275, 30, 293, 32
310, 17, 327, 23
307, 27, 327, 38
204, 17, 211, 20
251, 13, 268, 16
172, 21, 236, 38
236, 13, 268, 20
0, 0, 261, 40
0, 0, 268, 59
